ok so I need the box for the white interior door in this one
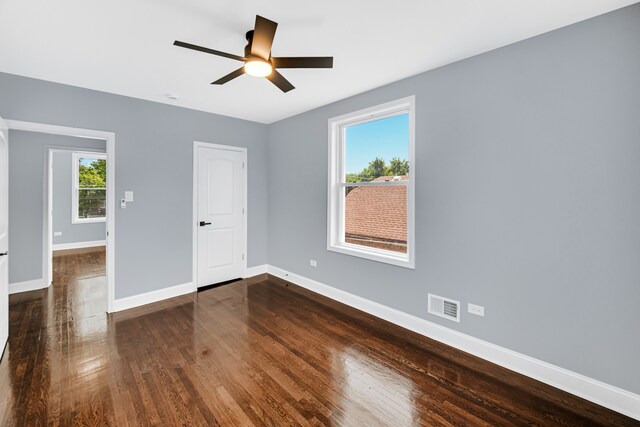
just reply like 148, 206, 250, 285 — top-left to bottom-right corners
196, 145, 246, 287
0, 117, 9, 357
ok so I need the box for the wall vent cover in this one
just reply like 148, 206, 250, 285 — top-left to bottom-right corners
428, 293, 460, 322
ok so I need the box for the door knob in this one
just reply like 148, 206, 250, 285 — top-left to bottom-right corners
199, 221, 212, 227
0, 252, 7, 257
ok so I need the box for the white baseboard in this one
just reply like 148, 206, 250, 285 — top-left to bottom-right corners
111, 281, 195, 313
9, 278, 48, 294
52, 240, 106, 251
244, 264, 268, 278
111, 265, 270, 314
267, 265, 640, 421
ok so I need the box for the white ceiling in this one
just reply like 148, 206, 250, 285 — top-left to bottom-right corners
0, 1, 635, 123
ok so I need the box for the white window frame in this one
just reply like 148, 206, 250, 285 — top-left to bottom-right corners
327, 96, 415, 269
72, 151, 107, 224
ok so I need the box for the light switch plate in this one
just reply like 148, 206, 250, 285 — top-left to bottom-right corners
125, 191, 134, 202
54, 231, 62, 237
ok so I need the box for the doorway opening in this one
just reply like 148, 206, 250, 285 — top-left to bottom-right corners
50, 148, 107, 314
5, 120, 116, 312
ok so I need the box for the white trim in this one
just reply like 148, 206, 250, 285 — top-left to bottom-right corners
6, 120, 117, 313
327, 96, 416, 269
9, 278, 47, 295
52, 240, 106, 251
0, 117, 7, 359
192, 141, 248, 289
111, 281, 194, 312
112, 261, 264, 313
72, 217, 106, 224
71, 151, 107, 224
342, 180, 410, 187
266, 265, 640, 421
244, 264, 268, 278
328, 242, 411, 268
47, 149, 53, 285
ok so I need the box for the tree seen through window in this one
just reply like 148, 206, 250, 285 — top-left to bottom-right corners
77, 157, 106, 219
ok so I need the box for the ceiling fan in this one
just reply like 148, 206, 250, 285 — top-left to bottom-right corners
174, 15, 333, 93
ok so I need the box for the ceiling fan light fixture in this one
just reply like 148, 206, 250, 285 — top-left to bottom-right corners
244, 59, 272, 77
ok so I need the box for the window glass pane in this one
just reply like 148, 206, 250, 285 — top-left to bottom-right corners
78, 189, 106, 219
344, 113, 409, 183
345, 184, 407, 253
78, 157, 106, 189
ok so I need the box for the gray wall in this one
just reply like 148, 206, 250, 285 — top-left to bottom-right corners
8, 132, 106, 283
52, 150, 106, 246
0, 75, 269, 299
267, 4, 640, 394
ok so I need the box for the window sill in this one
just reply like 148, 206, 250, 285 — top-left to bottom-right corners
328, 242, 414, 269
72, 217, 106, 224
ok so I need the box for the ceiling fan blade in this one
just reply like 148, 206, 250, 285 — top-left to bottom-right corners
271, 57, 333, 69
211, 67, 246, 85
251, 15, 278, 60
174, 40, 245, 62
266, 70, 295, 93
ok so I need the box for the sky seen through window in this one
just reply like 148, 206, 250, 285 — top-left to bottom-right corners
345, 113, 409, 174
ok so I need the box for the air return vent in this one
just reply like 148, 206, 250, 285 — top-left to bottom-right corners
428, 293, 460, 322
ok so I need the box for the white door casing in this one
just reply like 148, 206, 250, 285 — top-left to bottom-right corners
195, 143, 246, 287
0, 117, 9, 357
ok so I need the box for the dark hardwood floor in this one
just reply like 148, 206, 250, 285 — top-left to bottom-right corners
0, 248, 636, 426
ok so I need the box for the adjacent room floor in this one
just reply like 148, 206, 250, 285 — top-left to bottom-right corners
0, 249, 635, 426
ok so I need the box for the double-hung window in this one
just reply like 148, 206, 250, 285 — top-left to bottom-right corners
72, 152, 107, 223
327, 96, 415, 268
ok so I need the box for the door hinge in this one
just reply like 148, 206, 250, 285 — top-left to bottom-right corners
242, 208, 245, 214
242, 254, 245, 260
242, 162, 245, 169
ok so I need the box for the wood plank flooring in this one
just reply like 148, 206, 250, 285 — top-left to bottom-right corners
0, 247, 636, 426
